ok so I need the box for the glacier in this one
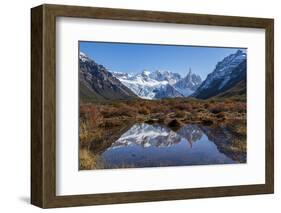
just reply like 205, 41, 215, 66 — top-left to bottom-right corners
112, 69, 201, 99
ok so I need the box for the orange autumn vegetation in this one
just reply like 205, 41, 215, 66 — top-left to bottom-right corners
79, 97, 246, 146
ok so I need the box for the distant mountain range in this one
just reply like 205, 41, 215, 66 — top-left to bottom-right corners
112, 68, 202, 100
79, 50, 246, 101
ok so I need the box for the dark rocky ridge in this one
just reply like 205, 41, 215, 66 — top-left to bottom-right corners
79, 52, 137, 102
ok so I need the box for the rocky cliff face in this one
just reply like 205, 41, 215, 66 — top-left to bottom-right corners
174, 68, 202, 96
79, 52, 137, 102
192, 50, 246, 99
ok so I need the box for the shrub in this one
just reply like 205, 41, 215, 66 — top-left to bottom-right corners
145, 119, 157, 124
168, 119, 182, 127
101, 119, 123, 128
117, 107, 137, 117
216, 112, 225, 119
175, 110, 186, 118
151, 105, 167, 113
102, 105, 137, 117
157, 117, 166, 123
80, 104, 101, 127
208, 103, 227, 114
230, 102, 246, 113
173, 102, 193, 112
79, 149, 95, 170
79, 121, 90, 144
138, 107, 150, 115
79, 148, 105, 170
202, 119, 214, 126
196, 107, 205, 112
204, 103, 210, 108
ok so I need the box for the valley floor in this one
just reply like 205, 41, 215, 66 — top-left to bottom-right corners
79, 97, 246, 169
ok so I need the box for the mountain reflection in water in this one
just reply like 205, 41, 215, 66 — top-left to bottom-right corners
85, 123, 246, 169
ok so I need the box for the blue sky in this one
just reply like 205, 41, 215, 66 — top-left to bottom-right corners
79, 41, 246, 79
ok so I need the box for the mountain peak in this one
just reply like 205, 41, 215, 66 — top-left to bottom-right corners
79, 53, 137, 101
79, 51, 87, 57
174, 68, 202, 96
79, 51, 90, 62
192, 50, 247, 99
213, 50, 246, 74
187, 67, 192, 76
235, 49, 243, 55
141, 70, 151, 76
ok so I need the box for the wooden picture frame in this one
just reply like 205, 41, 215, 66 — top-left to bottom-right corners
31, 4, 274, 208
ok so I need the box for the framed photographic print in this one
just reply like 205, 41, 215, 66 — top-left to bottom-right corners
31, 4, 274, 208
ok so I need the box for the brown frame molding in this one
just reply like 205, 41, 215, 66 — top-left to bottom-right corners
31, 4, 274, 208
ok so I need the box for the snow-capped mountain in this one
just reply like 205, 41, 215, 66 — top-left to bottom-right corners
112, 69, 201, 99
79, 52, 90, 62
79, 52, 137, 101
148, 70, 181, 84
112, 123, 181, 148
79, 50, 246, 101
109, 123, 203, 149
112, 70, 170, 99
192, 50, 247, 99
154, 84, 184, 99
174, 68, 202, 96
